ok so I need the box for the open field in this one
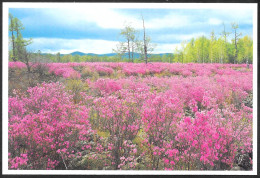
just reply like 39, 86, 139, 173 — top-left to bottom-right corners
8, 62, 253, 170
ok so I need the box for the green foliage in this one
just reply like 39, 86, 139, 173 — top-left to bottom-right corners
65, 79, 88, 104
173, 22, 252, 64
237, 36, 253, 64
113, 24, 138, 62
81, 66, 94, 79
179, 31, 252, 64
9, 13, 32, 62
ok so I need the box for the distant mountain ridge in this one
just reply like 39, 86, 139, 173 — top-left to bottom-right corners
60, 51, 172, 57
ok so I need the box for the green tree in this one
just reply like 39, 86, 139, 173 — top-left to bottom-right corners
9, 13, 32, 63
231, 22, 242, 64
216, 37, 225, 63
73, 54, 80, 62
114, 24, 137, 62
173, 46, 182, 63
9, 13, 32, 71
56, 52, 61, 62
184, 38, 196, 63
178, 25, 252, 64
9, 13, 16, 61
219, 22, 231, 63
209, 30, 217, 63
194, 36, 209, 63
237, 35, 253, 64
113, 41, 127, 62
62, 54, 73, 62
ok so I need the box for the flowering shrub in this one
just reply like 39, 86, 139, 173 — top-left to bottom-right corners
8, 82, 94, 169
9, 62, 26, 69
94, 65, 114, 76
92, 78, 122, 95
8, 62, 253, 170
47, 63, 81, 79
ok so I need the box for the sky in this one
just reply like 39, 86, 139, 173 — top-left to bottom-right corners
8, 4, 254, 54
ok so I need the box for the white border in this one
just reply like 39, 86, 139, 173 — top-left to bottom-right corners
2, 2, 258, 175
252, 2, 258, 175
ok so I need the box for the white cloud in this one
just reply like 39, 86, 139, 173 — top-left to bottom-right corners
21, 7, 253, 34
38, 8, 141, 30
27, 37, 178, 54
24, 8, 190, 30
212, 9, 253, 25
146, 13, 190, 29
155, 32, 206, 42
208, 18, 222, 25
27, 38, 118, 54
153, 43, 181, 53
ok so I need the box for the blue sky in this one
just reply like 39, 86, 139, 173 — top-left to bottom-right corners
9, 4, 254, 54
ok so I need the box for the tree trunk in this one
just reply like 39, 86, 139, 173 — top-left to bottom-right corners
142, 16, 148, 64
9, 17, 16, 62
11, 27, 16, 61
127, 39, 130, 62
234, 30, 237, 64
131, 43, 134, 63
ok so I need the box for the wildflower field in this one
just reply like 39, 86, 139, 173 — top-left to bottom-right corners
8, 62, 253, 170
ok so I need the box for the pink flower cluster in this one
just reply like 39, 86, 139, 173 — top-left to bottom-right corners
92, 78, 122, 95
9, 62, 252, 78
8, 82, 93, 169
8, 62, 253, 170
94, 65, 114, 75
9, 62, 26, 69
8, 153, 28, 169
47, 63, 81, 78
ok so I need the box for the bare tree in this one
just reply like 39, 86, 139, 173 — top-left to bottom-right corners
142, 15, 148, 64
136, 15, 156, 64
220, 22, 231, 43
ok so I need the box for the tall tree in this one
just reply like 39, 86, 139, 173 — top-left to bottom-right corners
231, 22, 242, 64
216, 37, 225, 63
220, 22, 231, 43
114, 23, 137, 62
180, 41, 187, 63
9, 13, 32, 74
209, 30, 216, 63
136, 35, 156, 63
9, 13, 16, 61
56, 52, 61, 62
237, 35, 253, 65
141, 15, 148, 64
137, 15, 156, 64
220, 22, 231, 63
194, 36, 208, 63
184, 38, 196, 63
173, 46, 182, 63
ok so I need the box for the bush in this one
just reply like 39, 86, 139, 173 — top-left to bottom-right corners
8, 82, 94, 170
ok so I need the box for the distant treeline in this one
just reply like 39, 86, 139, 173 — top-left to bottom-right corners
173, 34, 253, 64
21, 52, 175, 63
